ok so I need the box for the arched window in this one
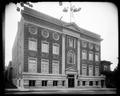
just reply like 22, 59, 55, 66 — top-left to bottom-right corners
67, 50, 75, 64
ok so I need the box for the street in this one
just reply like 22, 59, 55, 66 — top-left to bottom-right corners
5, 88, 116, 94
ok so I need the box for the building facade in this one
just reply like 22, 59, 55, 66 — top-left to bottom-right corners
12, 7, 106, 89
100, 60, 112, 73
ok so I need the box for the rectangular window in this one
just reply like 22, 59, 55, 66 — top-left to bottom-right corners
82, 41, 87, 48
52, 60, 59, 74
73, 38, 76, 48
89, 65, 93, 76
95, 45, 100, 51
29, 80, 35, 86
62, 81, 65, 86
89, 43, 93, 49
89, 81, 93, 86
29, 38, 37, 51
82, 81, 86, 86
68, 37, 73, 48
28, 57, 37, 73
53, 81, 58, 86
78, 81, 80, 86
95, 66, 99, 76
41, 59, 49, 74
41, 41, 49, 53
53, 43, 59, 55
82, 64, 87, 75
104, 65, 108, 71
95, 53, 99, 61
96, 81, 98, 86
89, 51, 93, 61
82, 50, 87, 60
42, 80, 47, 86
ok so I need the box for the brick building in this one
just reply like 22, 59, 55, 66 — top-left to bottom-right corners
12, 6, 106, 89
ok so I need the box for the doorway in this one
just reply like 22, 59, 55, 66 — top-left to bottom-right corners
68, 74, 75, 88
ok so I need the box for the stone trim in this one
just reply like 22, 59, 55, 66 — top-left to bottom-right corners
80, 37, 100, 45
63, 29, 80, 38
24, 20, 62, 34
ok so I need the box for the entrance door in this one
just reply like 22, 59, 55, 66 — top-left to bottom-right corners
68, 75, 74, 88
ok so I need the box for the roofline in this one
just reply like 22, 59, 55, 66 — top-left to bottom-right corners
22, 6, 102, 41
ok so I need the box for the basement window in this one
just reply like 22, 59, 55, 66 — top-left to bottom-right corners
29, 80, 35, 86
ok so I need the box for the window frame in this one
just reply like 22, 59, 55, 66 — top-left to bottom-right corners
42, 80, 47, 86
41, 41, 49, 53
82, 64, 87, 76
52, 43, 59, 55
89, 43, 93, 49
82, 41, 87, 48
62, 81, 65, 86
53, 81, 58, 86
67, 50, 76, 64
52, 60, 59, 74
89, 65, 93, 76
28, 57, 37, 73
89, 51, 93, 61
95, 66, 99, 76
95, 53, 99, 61
68, 37, 73, 48
28, 38, 37, 51
82, 50, 87, 60
41, 59, 49, 74
104, 65, 108, 71
29, 80, 36, 86
95, 45, 100, 51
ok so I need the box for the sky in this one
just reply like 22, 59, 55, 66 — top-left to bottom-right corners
5, 2, 118, 71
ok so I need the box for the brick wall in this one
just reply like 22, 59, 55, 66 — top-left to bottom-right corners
23, 14, 62, 74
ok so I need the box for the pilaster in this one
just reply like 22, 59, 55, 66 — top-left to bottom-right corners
77, 39, 80, 75
62, 34, 65, 75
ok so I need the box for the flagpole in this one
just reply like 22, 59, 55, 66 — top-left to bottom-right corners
70, 2, 72, 23
60, 2, 81, 23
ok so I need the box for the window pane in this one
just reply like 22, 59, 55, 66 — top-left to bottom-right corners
89, 65, 93, 76
89, 52, 93, 61
95, 53, 99, 61
41, 59, 49, 74
67, 50, 75, 64
29, 39, 37, 51
52, 61, 59, 74
69, 38, 73, 47
82, 64, 87, 75
28, 58, 37, 73
42, 41, 49, 53
82, 50, 87, 60
95, 66, 99, 76
82, 41, 87, 48
89, 43, 93, 49
53, 44, 59, 55
95, 45, 99, 51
